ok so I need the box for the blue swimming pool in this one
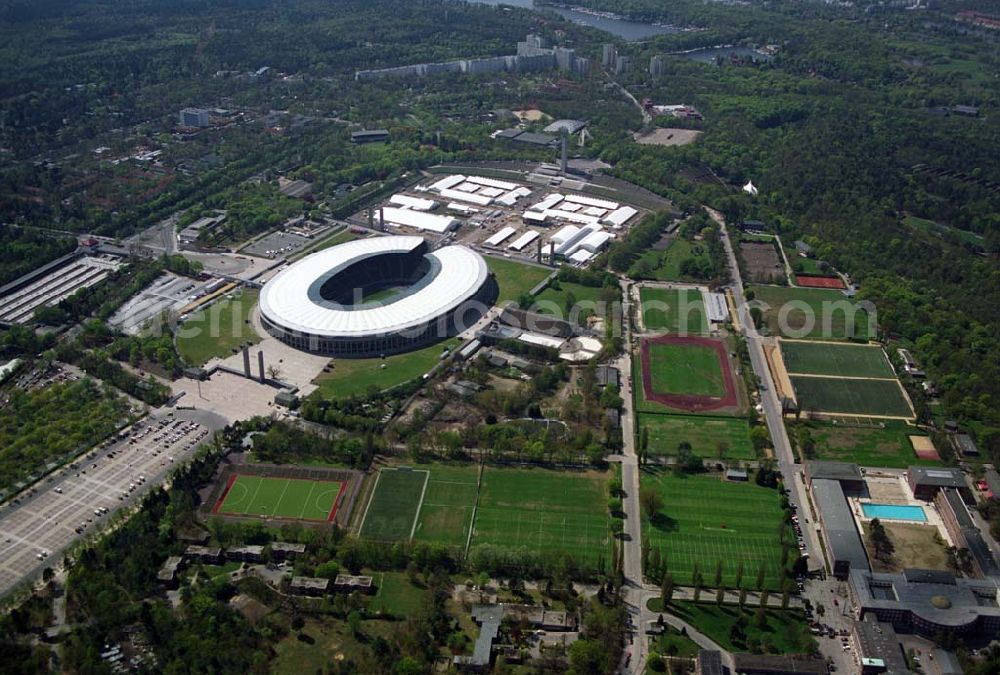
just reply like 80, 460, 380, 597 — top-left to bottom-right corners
861, 503, 927, 522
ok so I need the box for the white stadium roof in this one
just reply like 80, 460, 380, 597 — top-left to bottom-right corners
259, 236, 489, 339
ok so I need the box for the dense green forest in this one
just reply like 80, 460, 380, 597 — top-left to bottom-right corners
0, 378, 131, 495
0, 226, 76, 287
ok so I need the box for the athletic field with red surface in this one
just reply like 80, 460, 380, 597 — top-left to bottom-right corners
640, 335, 738, 412
212, 474, 346, 522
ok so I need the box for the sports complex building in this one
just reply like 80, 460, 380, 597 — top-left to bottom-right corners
259, 236, 497, 357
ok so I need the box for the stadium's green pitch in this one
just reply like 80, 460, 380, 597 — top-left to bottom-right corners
640, 471, 791, 590
647, 342, 726, 397
359, 468, 429, 541
638, 413, 756, 459
639, 287, 708, 334
791, 376, 913, 418
214, 474, 343, 521
780, 340, 894, 378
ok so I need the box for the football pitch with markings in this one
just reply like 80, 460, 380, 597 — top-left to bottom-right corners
640, 471, 790, 590
359, 465, 611, 564
215, 475, 343, 521
780, 340, 894, 378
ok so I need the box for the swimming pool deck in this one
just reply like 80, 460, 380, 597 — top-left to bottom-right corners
847, 474, 957, 548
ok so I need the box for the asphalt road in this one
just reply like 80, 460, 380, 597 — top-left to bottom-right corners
709, 208, 823, 568
0, 407, 226, 599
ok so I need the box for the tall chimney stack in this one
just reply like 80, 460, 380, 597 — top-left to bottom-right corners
536, 237, 542, 264
560, 131, 568, 174
242, 345, 251, 378
257, 351, 265, 383
378, 207, 385, 231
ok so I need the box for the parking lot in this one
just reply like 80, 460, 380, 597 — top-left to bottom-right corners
240, 231, 312, 260
110, 273, 230, 335
0, 408, 226, 598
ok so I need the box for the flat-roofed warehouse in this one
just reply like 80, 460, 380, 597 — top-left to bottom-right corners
259, 236, 497, 357
907, 466, 973, 503
805, 460, 865, 493
812, 478, 870, 579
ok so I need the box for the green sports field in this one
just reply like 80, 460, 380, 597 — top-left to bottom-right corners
647, 342, 725, 397
312, 338, 461, 399
472, 467, 610, 565
215, 474, 342, 521
792, 376, 913, 418
485, 256, 551, 305
359, 468, 429, 541
750, 285, 873, 340
791, 421, 936, 468
780, 340, 894, 378
640, 471, 790, 590
639, 287, 708, 334
639, 413, 756, 459
412, 464, 479, 548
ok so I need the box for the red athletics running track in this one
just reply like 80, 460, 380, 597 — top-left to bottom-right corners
640, 335, 738, 412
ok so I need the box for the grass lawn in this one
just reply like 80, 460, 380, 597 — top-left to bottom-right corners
215, 475, 341, 521
640, 470, 790, 590
630, 238, 713, 282
312, 337, 460, 399
647, 342, 725, 398
650, 625, 702, 660
861, 522, 950, 574
791, 376, 913, 418
533, 281, 611, 318
412, 464, 480, 548
368, 572, 431, 616
472, 466, 610, 566
485, 255, 551, 305
271, 616, 397, 673
359, 468, 429, 541
639, 413, 756, 460
639, 287, 708, 334
750, 285, 873, 340
646, 601, 815, 655
792, 421, 935, 467
786, 250, 823, 275
780, 340, 894, 378
176, 289, 260, 366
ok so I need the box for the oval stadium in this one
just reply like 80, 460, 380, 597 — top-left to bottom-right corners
258, 235, 497, 357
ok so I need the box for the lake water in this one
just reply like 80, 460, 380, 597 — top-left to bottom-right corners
677, 46, 773, 64
469, 0, 679, 41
